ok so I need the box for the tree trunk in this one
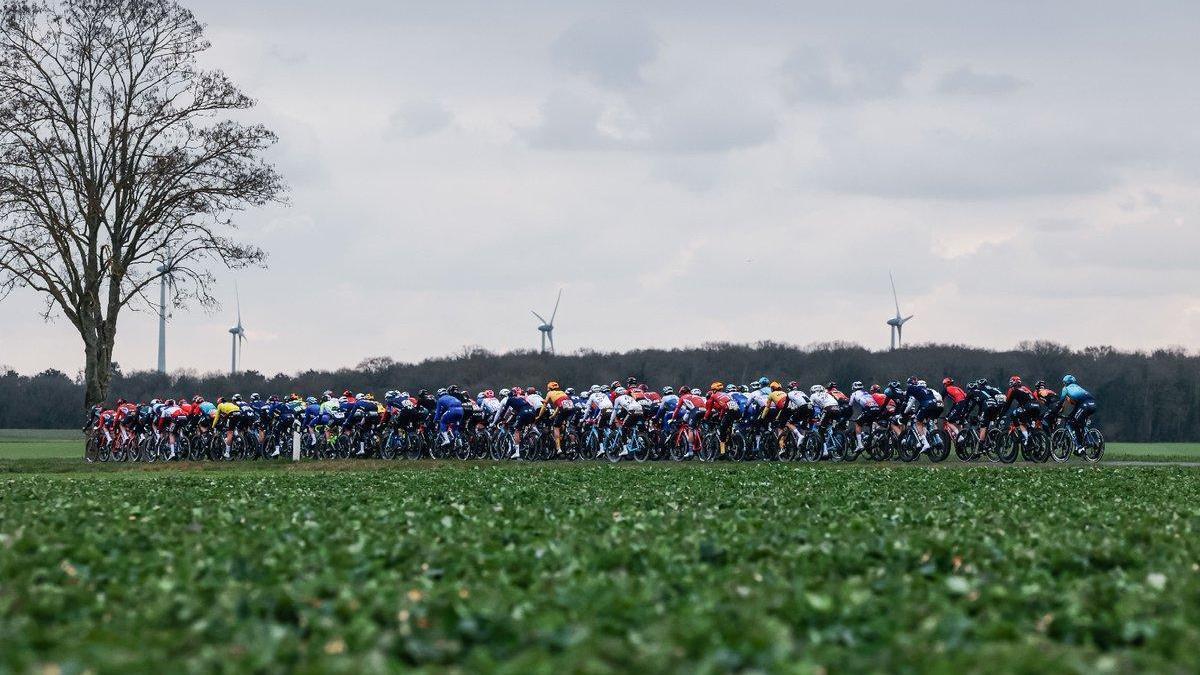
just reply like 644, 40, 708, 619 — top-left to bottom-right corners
81, 321, 115, 409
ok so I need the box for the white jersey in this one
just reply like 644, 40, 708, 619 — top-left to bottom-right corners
748, 389, 770, 408
525, 394, 544, 410
612, 394, 642, 414
587, 392, 613, 411
479, 397, 502, 415
930, 389, 943, 404
786, 390, 810, 409
849, 390, 878, 410
810, 391, 839, 409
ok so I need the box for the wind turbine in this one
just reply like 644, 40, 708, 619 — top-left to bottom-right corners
532, 289, 562, 355
228, 283, 246, 374
887, 271, 913, 351
155, 247, 178, 373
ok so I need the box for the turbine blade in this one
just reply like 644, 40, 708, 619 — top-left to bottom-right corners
235, 281, 242, 325
532, 310, 547, 324
548, 331, 555, 354
549, 289, 562, 325
889, 271, 901, 316
903, 315, 914, 324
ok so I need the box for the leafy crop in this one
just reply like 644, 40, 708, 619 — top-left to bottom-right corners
2, 464, 1199, 672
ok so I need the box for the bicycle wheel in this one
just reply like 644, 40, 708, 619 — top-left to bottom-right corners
99, 438, 113, 463
699, 432, 719, 462
1049, 428, 1073, 463
896, 430, 920, 462
603, 431, 623, 463
1026, 429, 1050, 463
727, 431, 747, 461
1083, 428, 1105, 463
954, 428, 978, 462
84, 434, 100, 463
993, 431, 1019, 464
801, 432, 822, 462
632, 430, 651, 462
927, 430, 951, 463
868, 430, 892, 461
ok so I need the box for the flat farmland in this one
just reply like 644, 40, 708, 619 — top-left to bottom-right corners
1, 463, 1198, 672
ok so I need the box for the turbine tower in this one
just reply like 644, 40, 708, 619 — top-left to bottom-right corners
887, 271, 914, 351
532, 289, 562, 355
228, 283, 246, 374
155, 247, 178, 373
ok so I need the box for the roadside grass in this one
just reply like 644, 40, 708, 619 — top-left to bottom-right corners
2, 428, 1198, 464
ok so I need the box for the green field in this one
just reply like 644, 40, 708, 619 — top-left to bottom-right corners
2, 461, 1200, 672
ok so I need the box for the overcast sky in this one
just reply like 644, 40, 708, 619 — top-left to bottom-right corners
3, 0, 1200, 376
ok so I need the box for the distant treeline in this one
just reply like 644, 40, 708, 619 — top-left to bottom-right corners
2, 341, 1197, 441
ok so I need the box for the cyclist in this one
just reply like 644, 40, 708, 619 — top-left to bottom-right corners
784, 382, 812, 448
903, 377, 940, 451
495, 387, 536, 458
942, 378, 969, 425
610, 387, 646, 458
657, 386, 680, 440
1033, 380, 1061, 429
214, 396, 242, 459
434, 388, 464, 448
808, 384, 841, 456
672, 387, 708, 459
542, 382, 575, 454
1059, 374, 1098, 450
848, 381, 881, 453
1000, 376, 1040, 440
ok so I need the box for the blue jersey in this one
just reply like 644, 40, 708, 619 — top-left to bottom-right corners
1060, 383, 1093, 403
199, 401, 216, 417
435, 394, 463, 421
906, 384, 937, 406
502, 395, 533, 414
303, 403, 323, 424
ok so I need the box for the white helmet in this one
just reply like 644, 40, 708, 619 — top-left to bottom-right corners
615, 387, 627, 395
810, 385, 824, 394
499, 388, 511, 398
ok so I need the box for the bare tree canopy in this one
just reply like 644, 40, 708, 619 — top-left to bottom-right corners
0, 0, 286, 406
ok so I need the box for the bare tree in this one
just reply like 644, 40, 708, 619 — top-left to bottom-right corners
0, 0, 285, 407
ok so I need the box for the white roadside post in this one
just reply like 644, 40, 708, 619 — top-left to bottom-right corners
293, 429, 301, 462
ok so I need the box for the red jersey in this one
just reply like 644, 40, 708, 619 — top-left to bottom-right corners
705, 392, 733, 418
944, 385, 967, 404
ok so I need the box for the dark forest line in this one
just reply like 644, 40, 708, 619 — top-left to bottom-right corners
2, 341, 1197, 441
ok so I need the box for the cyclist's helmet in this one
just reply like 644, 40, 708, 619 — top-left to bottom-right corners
691, 388, 703, 395
150, 398, 160, 405
192, 395, 204, 404
483, 389, 495, 398
268, 395, 279, 403
600, 385, 610, 393
662, 386, 675, 395
917, 380, 928, 388
305, 396, 317, 404
499, 388, 511, 398
826, 382, 837, 391
609, 380, 621, 389
978, 379, 989, 387
512, 387, 524, 396
250, 393, 260, 402
770, 381, 782, 391
709, 382, 724, 392
323, 390, 333, 398
399, 391, 410, 399
870, 384, 882, 393
527, 387, 538, 395
740, 385, 750, 393
231, 394, 243, 402
1034, 380, 1046, 390
355, 392, 365, 400
906, 376, 919, 386
1062, 374, 1077, 385
320, 393, 331, 402
216, 397, 225, 404
787, 381, 799, 391
626, 377, 638, 386
809, 385, 824, 394
1009, 376, 1022, 387
565, 388, 575, 396
436, 388, 448, 396
448, 385, 460, 395
338, 396, 348, 404
851, 381, 864, 391
942, 377, 954, 387
756, 377, 770, 387
547, 381, 560, 391
888, 381, 901, 390
417, 389, 428, 396
614, 387, 626, 395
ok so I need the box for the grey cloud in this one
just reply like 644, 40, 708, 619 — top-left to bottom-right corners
937, 67, 1025, 95
551, 16, 659, 88
522, 89, 611, 150
812, 124, 1144, 200
782, 45, 916, 103
386, 100, 453, 139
